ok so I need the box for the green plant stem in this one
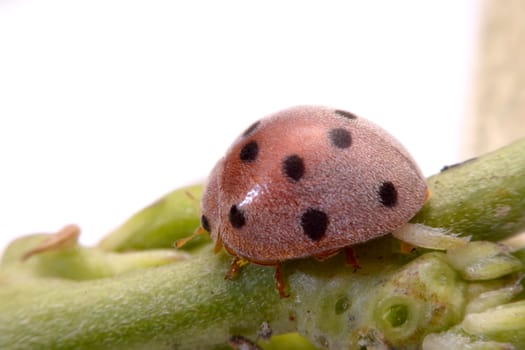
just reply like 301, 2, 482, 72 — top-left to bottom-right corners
0, 242, 466, 350
1, 138, 525, 349
412, 138, 525, 240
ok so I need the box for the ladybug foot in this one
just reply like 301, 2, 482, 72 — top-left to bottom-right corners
344, 247, 361, 272
225, 256, 249, 280
225, 258, 289, 298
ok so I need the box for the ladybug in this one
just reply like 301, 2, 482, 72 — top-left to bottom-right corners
200, 106, 428, 297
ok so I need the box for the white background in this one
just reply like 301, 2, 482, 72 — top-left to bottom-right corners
0, 1, 480, 252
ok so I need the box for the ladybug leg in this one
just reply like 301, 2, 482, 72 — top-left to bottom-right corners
424, 188, 431, 203
344, 247, 361, 271
274, 263, 289, 298
213, 233, 223, 254
313, 249, 339, 261
399, 241, 416, 254
225, 256, 249, 280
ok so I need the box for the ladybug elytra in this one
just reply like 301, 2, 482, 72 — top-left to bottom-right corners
199, 106, 427, 297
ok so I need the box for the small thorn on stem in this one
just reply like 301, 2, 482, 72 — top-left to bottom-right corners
21, 224, 81, 261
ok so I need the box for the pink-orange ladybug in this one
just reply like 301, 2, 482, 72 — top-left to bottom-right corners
200, 106, 427, 297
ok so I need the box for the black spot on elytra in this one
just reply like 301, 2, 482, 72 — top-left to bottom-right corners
328, 128, 352, 149
335, 110, 357, 119
301, 208, 329, 241
201, 215, 211, 232
378, 181, 398, 207
229, 205, 246, 228
282, 154, 305, 181
239, 141, 259, 162
242, 120, 260, 137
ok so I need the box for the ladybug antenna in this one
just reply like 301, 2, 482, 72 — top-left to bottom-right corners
184, 189, 198, 202
213, 232, 223, 254
174, 226, 206, 249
